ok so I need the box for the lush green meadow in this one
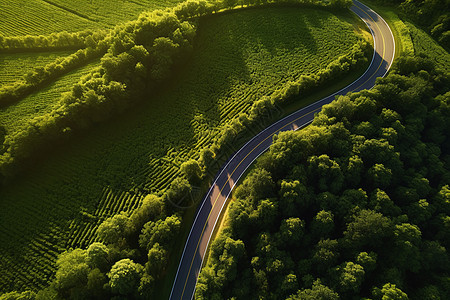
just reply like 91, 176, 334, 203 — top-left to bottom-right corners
0, 0, 185, 36
0, 5, 368, 293
0, 51, 74, 86
0, 60, 100, 135
406, 22, 450, 73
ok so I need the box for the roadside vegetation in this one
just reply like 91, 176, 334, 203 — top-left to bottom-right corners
196, 1, 450, 299
196, 54, 450, 300
0, 0, 367, 296
369, 0, 449, 51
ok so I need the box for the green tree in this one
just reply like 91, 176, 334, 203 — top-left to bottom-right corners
108, 259, 143, 296
307, 155, 344, 193
335, 261, 365, 293
139, 214, 181, 251
356, 252, 377, 273
344, 209, 393, 250
313, 239, 340, 273
372, 283, 408, 300
86, 242, 110, 271
180, 159, 202, 183
145, 243, 168, 277
128, 194, 165, 233
369, 189, 401, 217
288, 279, 339, 300
54, 249, 89, 297
235, 168, 275, 203
97, 212, 130, 246
311, 210, 335, 239
277, 217, 305, 247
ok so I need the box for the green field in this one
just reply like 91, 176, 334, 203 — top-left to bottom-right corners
406, 21, 450, 73
0, 6, 368, 292
0, 0, 185, 36
0, 60, 100, 137
0, 51, 74, 87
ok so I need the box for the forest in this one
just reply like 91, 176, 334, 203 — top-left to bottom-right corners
0, 0, 367, 297
195, 55, 450, 299
1, 0, 449, 299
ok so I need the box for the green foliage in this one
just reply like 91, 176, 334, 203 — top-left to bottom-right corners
180, 159, 203, 183
0, 1, 369, 294
139, 214, 181, 251
53, 249, 89, 298
372, 283, 408, 300
108, 259, 143, 296
97, 212, 130, 246
198, 56, 450, 298
371, 0, 449, 50
287, 279, 339, 300
0, 291, 36, 300
405, 21, 450, 73
86, 242, 110, 272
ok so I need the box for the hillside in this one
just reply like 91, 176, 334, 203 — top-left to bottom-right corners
197, 54, 450, 300
0, 2, 369, 294
0, 0, 186, 36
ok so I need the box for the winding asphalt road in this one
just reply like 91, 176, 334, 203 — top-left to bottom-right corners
169, 1, 395, 299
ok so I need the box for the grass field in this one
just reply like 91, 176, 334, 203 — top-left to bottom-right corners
0, 0, 185, 36
405, 21, 450, 73
0, 6, 368, 293
0, 60, 101, 137
0, 51, 74, 87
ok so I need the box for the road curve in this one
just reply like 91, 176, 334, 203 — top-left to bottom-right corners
169, 1, 395, 299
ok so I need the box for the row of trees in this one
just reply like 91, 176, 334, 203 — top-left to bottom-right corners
0, 30, 107, 52
195, 55, 450, 299
213, 39, 371, 154
0, 154, 213, 299
0, 7, 197, 180
0, 0, 364, 183
0, 45, 107, 108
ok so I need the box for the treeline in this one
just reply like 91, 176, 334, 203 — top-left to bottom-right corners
0, 45, 108, 108
195, 55, 450, 299
373, 0, 449, 50
174, 0, 353, 19
0, 0, 361, 182
0, 30, 108, 52
213, 39, 371, 153
0, 8, 197, 180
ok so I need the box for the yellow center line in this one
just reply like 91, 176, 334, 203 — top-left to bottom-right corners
180, 107, 320, 298
180, 3, 390, 299
353, 3, 387, 91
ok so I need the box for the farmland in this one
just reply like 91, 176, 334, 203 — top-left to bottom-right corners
0, 60, 100, 135
0, 0, 185, 36
0, 51, 74, 86
406, 21, 450, 73
0, 4, 369, 293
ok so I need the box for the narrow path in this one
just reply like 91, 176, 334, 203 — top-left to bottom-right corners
170, 1, 395, 299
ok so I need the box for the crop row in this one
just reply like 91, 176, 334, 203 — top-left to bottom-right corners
0, 7, 365, 292
406, 21, 450, 73
0, 60, 100, 136
0, 0, 184, 37
0, 51, 73, 87
43, 0, 186, 27
0, 0, 96, 36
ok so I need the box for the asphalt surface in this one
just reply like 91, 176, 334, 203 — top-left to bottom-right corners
169, 1, 395, 299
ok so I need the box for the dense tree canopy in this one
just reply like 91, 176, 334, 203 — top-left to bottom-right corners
196, 55, 450, 299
